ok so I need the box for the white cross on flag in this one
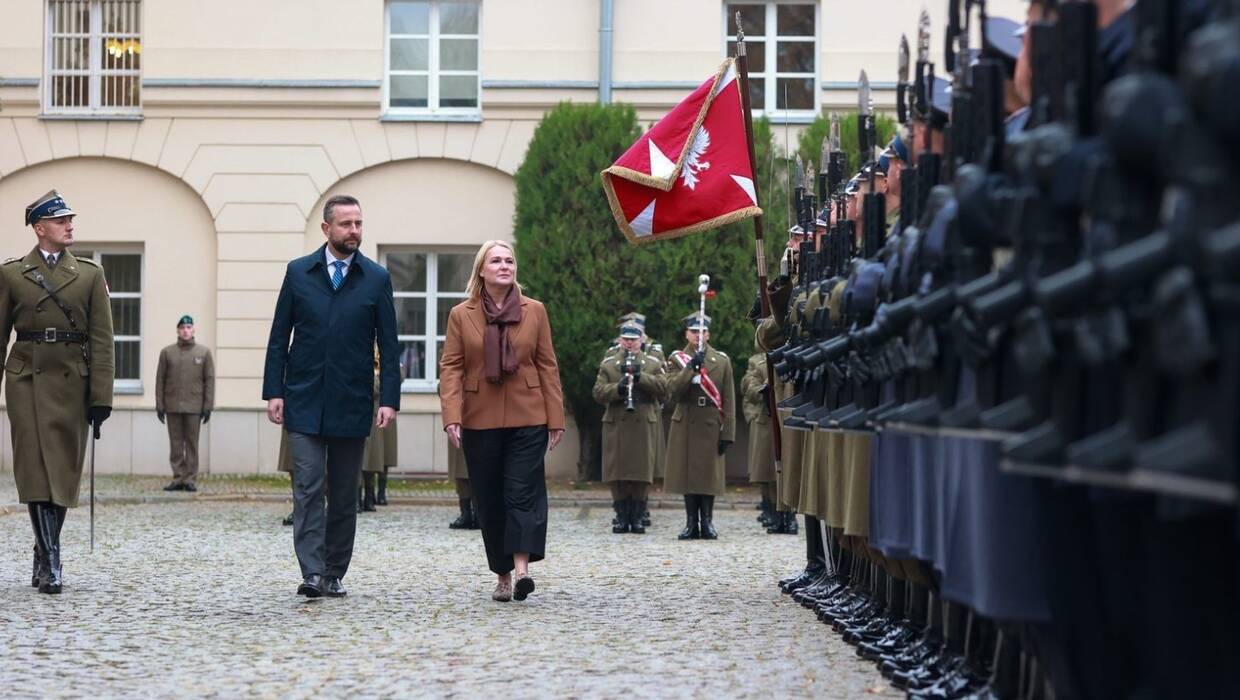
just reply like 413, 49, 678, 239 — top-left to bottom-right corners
601, 58, 762, 244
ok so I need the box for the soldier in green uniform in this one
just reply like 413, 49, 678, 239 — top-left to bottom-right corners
592, 321, 668, 534
1, 190, 114, 594
155, 314, 214, 492
612, 311, 664, 528
664, 313, 735, 540
741, 350, 777, 529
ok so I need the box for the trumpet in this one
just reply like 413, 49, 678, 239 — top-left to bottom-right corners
623, 350, 637, 412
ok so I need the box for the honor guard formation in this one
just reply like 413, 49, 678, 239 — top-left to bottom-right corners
747, 0, 1240, 698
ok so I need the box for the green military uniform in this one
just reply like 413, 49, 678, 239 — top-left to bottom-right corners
155, 319, 214, 490
741, 352, 777, 527
770, 286, 809, 534
592, 322, 668, 534
664, 313, 735, 540
1, 249, 114, 506
2, 190, 114, 594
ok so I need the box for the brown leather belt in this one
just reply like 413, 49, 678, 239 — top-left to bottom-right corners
16, 328, 88, 344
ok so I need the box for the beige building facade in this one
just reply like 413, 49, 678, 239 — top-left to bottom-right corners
0, 0, 1023, 477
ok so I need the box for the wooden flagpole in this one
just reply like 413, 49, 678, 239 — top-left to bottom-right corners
733, 14, 783, 473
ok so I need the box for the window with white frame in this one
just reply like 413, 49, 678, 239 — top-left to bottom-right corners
45, 0, 142, 115
382, 249, 473, 389
72, 248, 142, 391
725, 2, 817, 118
385, 0, 481, 115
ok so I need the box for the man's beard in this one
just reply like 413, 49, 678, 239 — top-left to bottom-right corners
329, 238, 359, 257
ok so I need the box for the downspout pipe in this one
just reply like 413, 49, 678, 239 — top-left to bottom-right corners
599, 0, 614, 104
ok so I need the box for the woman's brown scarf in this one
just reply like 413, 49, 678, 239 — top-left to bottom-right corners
481, 287, 521, 384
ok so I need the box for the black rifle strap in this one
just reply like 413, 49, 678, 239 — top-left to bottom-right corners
26, 269, 79, 331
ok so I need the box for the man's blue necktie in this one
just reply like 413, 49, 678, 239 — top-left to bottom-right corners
331, 260, 345, 290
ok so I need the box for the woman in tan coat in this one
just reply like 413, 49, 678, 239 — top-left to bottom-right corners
439, 240, 565, 603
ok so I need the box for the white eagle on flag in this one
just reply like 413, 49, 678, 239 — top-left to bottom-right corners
679, 128, 711, 190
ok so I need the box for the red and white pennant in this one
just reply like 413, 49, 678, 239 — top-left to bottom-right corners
601, 58, 762, 244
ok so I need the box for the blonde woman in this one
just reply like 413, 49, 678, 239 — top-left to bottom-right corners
439, 240, 565, 602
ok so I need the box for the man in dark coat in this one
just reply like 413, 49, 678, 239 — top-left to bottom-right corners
262, 194, 400, 599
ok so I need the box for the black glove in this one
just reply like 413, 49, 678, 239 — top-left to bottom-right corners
617, 379, 630, 395
717, 439, 733, 456
769, 280, 793, 319
89, 406, 112, 439
201, 410, 211, 425
688, 350, 706, 371
156, 409, 166, 424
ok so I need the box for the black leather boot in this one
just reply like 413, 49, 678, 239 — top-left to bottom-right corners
641, 504, 651, 527
699, 495, 718, 539
362, 473, 377, 512
757, 497, 773, 528
28, 504, 45, 588
375, 469, 388, 506
677, 495, 700, 540
34, 503, 62, 594
612, 500, 630, 533
629, 499, 646, 534
449, 497, 472, 528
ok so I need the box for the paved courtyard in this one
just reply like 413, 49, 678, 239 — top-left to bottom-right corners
0, 500, 894, 698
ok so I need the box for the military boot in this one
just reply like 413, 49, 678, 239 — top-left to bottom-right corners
375, 469, 389, 506
677, 495, 700, 540
33, 503, 62, 594
629, 499, 647, 534
27, 504, 45, 588
612, 500, 630, 533
767, 509, 789, 534
785, 512, 799, 535
449, 497, 472, 529
699, 495, 718, 539
362, 473, 378, 512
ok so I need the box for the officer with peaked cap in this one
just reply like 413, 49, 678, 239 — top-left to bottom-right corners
663, 312, 735, 540
1, 190, 114, 593
156, 314, 214, 492
593, 322, 668, 533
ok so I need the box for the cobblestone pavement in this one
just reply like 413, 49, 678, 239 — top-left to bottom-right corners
0, 501, 896, 698
0, 475, 765, 512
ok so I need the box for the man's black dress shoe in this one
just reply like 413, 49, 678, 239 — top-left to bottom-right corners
324, 577, 347, 597
184, 483, 198, 493
282, 512, 294, 526
297, 574, 324, 598
163, 482, 182, 491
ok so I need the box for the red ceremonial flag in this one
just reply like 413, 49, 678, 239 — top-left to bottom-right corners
601, 58, 762, 244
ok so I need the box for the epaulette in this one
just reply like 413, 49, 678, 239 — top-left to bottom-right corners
76, 257, 99, 267
3, 257, 21, 265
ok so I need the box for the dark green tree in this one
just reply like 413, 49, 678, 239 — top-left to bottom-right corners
513, 102, 785, 479
795, 111, 899, 179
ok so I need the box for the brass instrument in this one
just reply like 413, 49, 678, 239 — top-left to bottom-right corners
623, 349, 638, 412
